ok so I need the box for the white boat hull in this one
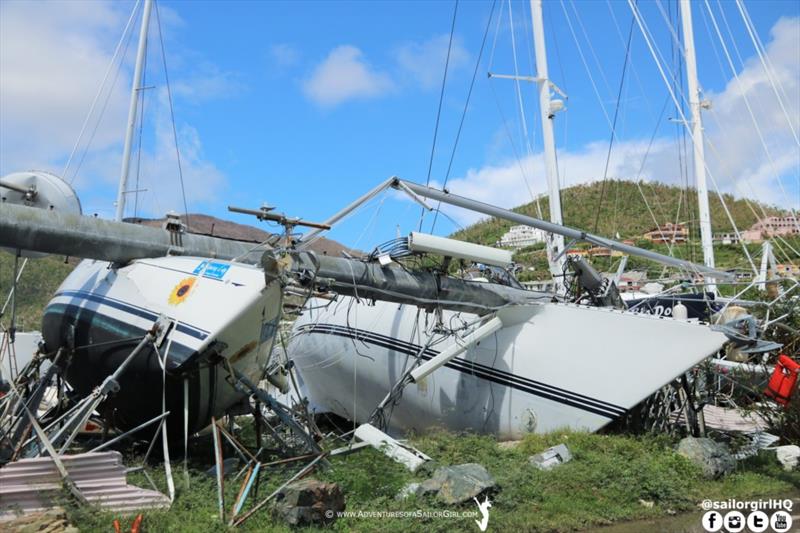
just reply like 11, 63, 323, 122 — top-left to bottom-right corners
289, 299, 727, 438
41, 256, 281, 435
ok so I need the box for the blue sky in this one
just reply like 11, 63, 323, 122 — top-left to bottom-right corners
1, 0, 798, 249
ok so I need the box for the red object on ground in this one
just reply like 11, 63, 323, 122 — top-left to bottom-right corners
765, 354, 800, 407
131, 514, 143, 533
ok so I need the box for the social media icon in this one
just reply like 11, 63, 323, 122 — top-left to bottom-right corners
771, 510, 793, 533
701, 510, 723, 532
723, 511, 745, 533
746, 510, 769, 533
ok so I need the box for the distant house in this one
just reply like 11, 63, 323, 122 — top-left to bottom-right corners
714, 232, 740, 245
566, 248, 588, 257
643, 223, 688, 244
497, 225, 547, 249
588, 246, 622, 257
743, 216, 800, 243
617, 271, 648, 292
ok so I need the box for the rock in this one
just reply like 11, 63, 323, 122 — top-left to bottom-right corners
676, 437, 735, 479
417, 477, 443, 496
497, 440, 522, 450
776, 445, 800, 471
396, 482, 420, 500
428, 463, 496, 505
271, 478, 345, 526
204, 457, 240, 478
529, 444, 572, 470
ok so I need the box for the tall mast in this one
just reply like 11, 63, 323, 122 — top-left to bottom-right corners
679, 0, 716, 290
115, 0, 153, 221
529, 0, 566, 280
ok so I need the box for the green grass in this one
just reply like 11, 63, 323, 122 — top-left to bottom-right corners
0, 252, 75, 332
60, 430, 799, 532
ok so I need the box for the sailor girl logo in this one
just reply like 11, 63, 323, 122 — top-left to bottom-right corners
168, 277, 196, 305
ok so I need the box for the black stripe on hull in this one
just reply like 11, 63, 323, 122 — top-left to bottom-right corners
41, 303, 228, 437
296, 323, 626, 420
55, 290, 210, 340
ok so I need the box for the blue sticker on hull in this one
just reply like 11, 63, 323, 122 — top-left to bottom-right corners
193, 261, 231, 280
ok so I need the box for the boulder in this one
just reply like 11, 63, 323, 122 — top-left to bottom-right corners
776, 445, 800, 471
271, 478, 345, 526
529, 444, 572, 470
676, 437, 735, 479
204, 457, 240, 479
428, 463, 496, 505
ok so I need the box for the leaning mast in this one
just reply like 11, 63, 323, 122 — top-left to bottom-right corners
529, 0, 567, 280
679, 0, 716, 290
114, 0, 153, 221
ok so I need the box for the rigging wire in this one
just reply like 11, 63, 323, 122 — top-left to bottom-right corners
62, 0, 141, 182
154, 0, 190, 229
507, 0, 533, 163
696, 4, 798, 265
713, 0, 800, 232
559, 0, 614, 131
419, 0, 460, 232
430, 0, 498, 233
592, 11, 635, 234
734, 0, 799, 148
702, 1, 796, 213
627, 0, 758, 274
69, 13, 138, 185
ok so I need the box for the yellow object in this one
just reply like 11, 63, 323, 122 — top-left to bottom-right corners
168, 277, 196, 305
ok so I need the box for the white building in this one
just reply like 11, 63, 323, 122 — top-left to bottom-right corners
497, 225, 547, 249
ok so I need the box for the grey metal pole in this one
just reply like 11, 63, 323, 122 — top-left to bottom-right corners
394, 179, 733, 280
1, 203, 265, 265
299, 176, 398, 247
115, 0, 153, 221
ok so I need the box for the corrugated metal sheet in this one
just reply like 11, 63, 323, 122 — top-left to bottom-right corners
670, 404, 770, 432
0, 451, 170, 521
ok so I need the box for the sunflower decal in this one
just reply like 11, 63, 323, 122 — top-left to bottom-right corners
168, 277, 196, 305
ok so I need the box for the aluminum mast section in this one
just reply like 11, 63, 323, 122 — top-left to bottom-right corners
679, 0, 716, 291
393, 179, 733, 280
530, 0, 566, 280
1, 203, 264, 265
115, 0, 153, 221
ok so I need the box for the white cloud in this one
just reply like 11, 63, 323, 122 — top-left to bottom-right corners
0, 0, 231, 216
302, 45, 393, 107
395, 34, 470, 89
437, 17, 800, 227
702, 16, 799, 208
0, 0, 129, 170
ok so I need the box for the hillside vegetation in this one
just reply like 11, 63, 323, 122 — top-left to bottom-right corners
451, 179, 784, 246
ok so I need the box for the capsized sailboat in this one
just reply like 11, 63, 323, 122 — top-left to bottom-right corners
276, 178, 735, 438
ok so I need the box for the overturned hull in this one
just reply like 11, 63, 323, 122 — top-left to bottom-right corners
289, 298, 727, 439
41, 257, 281, 436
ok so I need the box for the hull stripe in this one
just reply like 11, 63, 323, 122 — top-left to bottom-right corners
297, 323, 626, 420
55, 290, 209, 340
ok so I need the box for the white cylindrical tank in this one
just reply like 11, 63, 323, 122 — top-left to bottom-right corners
672, 301, 688, 320
1, 170, 81, 258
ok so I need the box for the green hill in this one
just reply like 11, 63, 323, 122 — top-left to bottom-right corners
452, 179, 784, 245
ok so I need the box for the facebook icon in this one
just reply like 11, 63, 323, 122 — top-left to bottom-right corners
702, 510, 723, 532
